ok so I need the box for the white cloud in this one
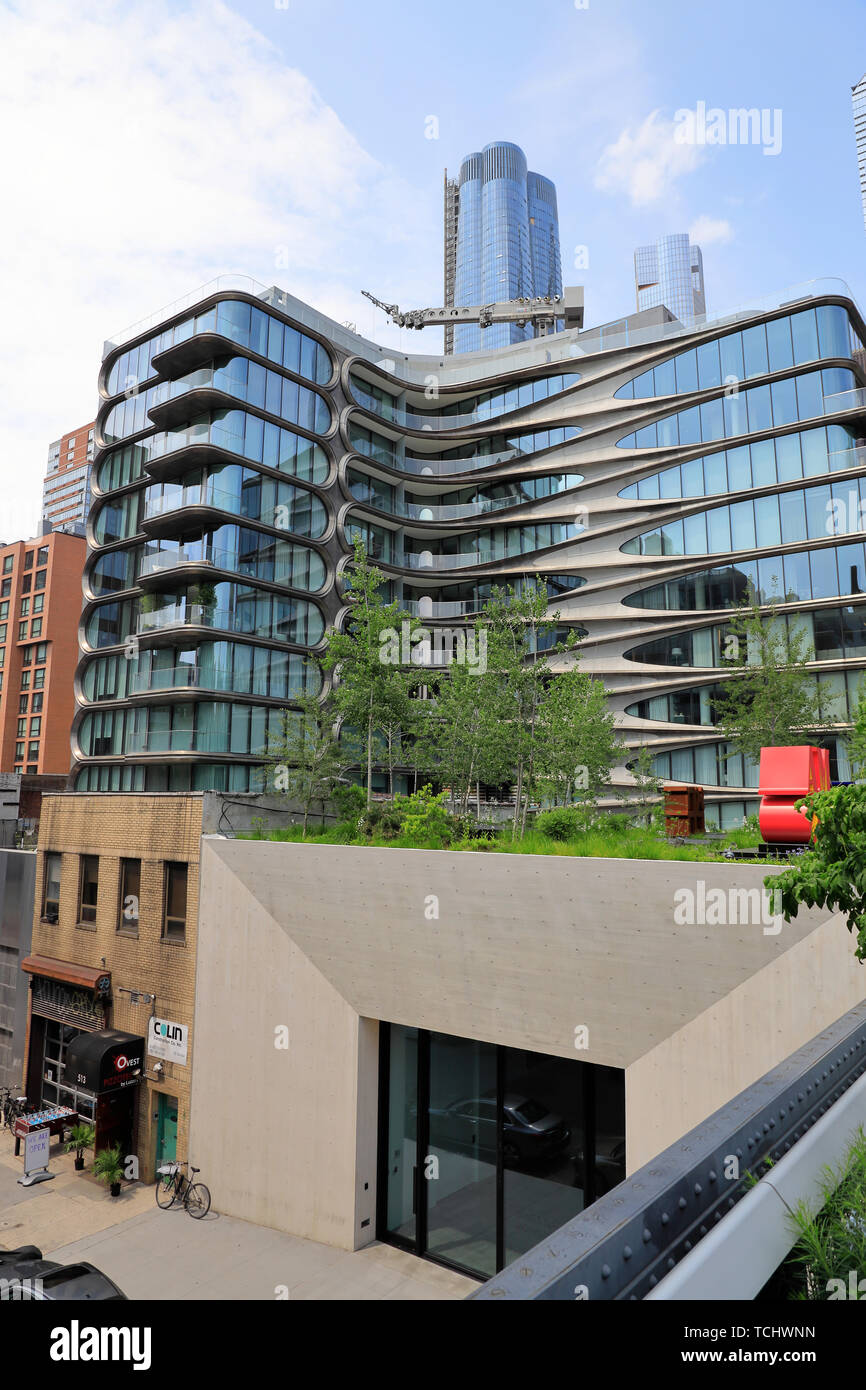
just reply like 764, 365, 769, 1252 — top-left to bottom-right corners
594, 109, 705, 207
689, 215, 734, 246
0, 0, 437, 539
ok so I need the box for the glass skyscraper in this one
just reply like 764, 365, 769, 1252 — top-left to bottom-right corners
634, 233, 706, 326
445, 142, 563, 355
854, 73, 866, 231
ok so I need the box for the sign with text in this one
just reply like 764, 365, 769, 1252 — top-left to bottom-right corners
148, 1017, 189, 1066
24, 1127, 50, 1174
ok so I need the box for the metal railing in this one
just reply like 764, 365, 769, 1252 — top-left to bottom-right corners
471, 998, 866, 1300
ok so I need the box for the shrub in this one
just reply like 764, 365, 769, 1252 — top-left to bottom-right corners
534, 807, 586, 842
393, 785, 455, 845
333, 782, 366, 823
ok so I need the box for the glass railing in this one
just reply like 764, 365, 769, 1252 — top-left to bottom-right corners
823, 388, 866, 416
401, 448, 520, 475
137, 603, 230, 633
403, 598, 477, 617
404, 550, 523, 570
128, 664, 308, 697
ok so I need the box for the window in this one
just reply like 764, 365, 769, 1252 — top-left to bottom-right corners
37, 547, 48, 566
29, 717, 41, 737
31, 691, 43, 713
18, 694, 27, 714
1, 580, 10, 598
78, 855, 99, 924
23, 552, 33, 570
33, 668, 44, 689
34, 569, 46, 590
16, 718, 25, 737
162, 862, 188, 941
27, 741, 39, 760
2, 556, 12, 574
19, 597, 29, 616
33, 594, 43, 614
17, 621, 27, 641
36, 643, 47, 663
14, 744, 24, 761
31, 618, 42, 638
118, 858, 141, 933
42, 852, 61, 922
21, 574, 31, 593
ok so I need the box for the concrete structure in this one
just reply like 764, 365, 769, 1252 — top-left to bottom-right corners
635, 233, 706, 326
854, 73, 866, 232
189, 835, 863, 1277
0, 847, 35, 1088
0, 530, 86, 776
73, 275, 866, 827
445, 142, 563, 353
43, 421, 95, 533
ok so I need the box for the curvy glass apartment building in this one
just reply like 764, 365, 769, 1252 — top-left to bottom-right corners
445, 141, 563, 354
73, 275, 866, 828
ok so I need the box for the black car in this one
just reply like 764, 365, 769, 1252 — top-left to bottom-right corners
0, 1245, 127, 1300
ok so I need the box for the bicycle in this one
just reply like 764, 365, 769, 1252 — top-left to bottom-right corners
154, 1160, 211, 1219
0, 1089, 29, 1135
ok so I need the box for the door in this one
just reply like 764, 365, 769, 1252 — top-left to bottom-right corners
156, 1094, 178, 1167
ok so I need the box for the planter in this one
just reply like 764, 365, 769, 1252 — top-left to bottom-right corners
74, 1156, 84, 1171
110, 1182, 121, 1198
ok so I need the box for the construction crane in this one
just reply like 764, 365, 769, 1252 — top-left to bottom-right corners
361, 286, 584, 335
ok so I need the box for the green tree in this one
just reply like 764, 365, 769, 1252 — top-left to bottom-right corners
628, 744, 665, 829
537, 658, 621, 810
262, 692, 347, 836
846, 679, 866, 782
767, 782, 866, 962
321, 539, 421, 808
712, 594, 826, 766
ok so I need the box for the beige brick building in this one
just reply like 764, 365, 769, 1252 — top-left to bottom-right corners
23, 793, 202, 1181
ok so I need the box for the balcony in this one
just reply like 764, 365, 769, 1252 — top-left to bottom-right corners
403, 598, 477, 618
823, 387, 866, 417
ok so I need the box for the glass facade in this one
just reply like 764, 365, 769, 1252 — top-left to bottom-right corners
75, 283, 866, 814
450, 143, 563, 354
379, 1023, 625, 1279
634, 234, 705, 326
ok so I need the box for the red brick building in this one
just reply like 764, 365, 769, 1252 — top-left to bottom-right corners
0, 531, 86, 775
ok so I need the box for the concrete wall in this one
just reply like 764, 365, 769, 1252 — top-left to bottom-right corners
190, 839, 378, 1249
0, 849, 36, 1088
189, 839, 865, 1247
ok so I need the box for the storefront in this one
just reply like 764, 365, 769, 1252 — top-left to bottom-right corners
378, 1024, 626, 1279
20, 955, 143, 1154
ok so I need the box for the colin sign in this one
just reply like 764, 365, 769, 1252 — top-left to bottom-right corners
148, 1017, 189, 1067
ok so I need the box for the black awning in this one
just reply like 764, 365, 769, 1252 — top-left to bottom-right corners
64, 1031, 145, 1094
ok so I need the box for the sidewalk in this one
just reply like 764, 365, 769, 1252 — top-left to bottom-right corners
0, 1126, 474, 1300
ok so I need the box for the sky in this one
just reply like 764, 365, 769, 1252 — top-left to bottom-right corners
1, 0, 864, 539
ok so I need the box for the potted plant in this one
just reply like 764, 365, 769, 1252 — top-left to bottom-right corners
64, 1122, 95, 1172
93, 1144, 124, 1198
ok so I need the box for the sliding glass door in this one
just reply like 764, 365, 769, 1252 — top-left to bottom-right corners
378, 1024, 625, 1280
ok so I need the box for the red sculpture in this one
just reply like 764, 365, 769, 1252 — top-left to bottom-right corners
758, 745, 830, 844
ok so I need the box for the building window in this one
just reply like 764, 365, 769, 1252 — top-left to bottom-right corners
26, 764, 37, 774
19, 597, 29, 616
33, 668, 44, 689
36, 642, 47, 662
18, 694, 27, 714
23, 552, 33, 571
0, 602, 7, 619
16, 718, 25, 737
1, 580, 10, 598
31, 618, 42, 638
14, 743, 24, 760
19, 672, 29, 690
34, 569, 46, 590
17, 621, 27, 641
31, 691, 43, 712
0, 625, 5, 643
118, 859, 141, 933
29, 716, 41, 737
33, 594, 43, 614
21, 646, 32, 665
21, 574, 31, 593
37, 548, 48, 566
27, 741, 39, 760
78, 855, 99, 924
2, 556, 12, 574
162, 862, 188, 941
42, 852, 62, 922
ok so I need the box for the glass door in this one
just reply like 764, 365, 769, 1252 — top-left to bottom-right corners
426, 1032, 498, 1277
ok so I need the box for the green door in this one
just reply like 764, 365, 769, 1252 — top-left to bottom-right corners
156, 1094, 178, 1166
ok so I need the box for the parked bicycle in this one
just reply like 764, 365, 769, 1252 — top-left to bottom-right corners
0, 1088, 30, 1135
155, 1160, 211, 1219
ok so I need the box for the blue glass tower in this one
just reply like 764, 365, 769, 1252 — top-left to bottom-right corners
447, 142, 563, 355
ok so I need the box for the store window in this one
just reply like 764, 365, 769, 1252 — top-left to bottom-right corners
118, 859, 141, 933
77, 855, 99, 924
162, 862, 188, 941
42, 852, 62, 923
379, 1024, 625, 1279
41, 1022, 96, 1121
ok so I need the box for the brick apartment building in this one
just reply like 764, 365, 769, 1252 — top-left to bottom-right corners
0, 530, 86, 776
23, 794, 201, 1179
42, 421, 95, 532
